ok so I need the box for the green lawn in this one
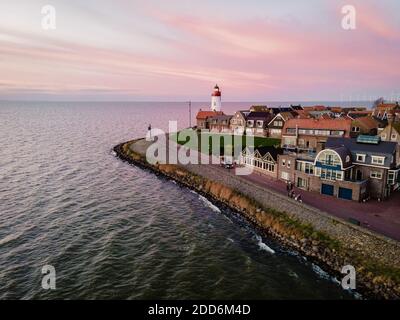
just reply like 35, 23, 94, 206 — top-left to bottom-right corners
170, 129, 281, 155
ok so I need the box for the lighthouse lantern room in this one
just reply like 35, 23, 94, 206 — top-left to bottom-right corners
211, 84, 222, 112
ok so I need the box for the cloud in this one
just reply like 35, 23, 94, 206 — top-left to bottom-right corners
0, 1, 399, 100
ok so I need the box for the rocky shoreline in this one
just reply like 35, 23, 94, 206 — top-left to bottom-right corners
113, 139, 400, 299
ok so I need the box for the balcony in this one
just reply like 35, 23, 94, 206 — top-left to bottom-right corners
283, 148, 316, 161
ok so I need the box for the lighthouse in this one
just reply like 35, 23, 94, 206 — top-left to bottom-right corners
211, 84, 222, 112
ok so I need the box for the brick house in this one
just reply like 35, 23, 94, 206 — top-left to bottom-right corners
281, 118, 352, 155
350, 116, 379, 137
267, 111, 297, 139
196, 110, 224, 130
323, 136, 399, 200
245, 112, 273, 137
209, 115, 233, 133
280, 135, 399, 201
230, 110, 250, 135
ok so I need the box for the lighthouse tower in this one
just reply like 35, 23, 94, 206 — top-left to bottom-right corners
211, 84, 222, 112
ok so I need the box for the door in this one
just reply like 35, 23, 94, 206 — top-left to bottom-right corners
338, 187, 353, 200
321, 184, 334, 196
356, 169, 363, 181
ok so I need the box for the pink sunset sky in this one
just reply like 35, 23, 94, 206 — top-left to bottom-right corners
0, 0, 399, 101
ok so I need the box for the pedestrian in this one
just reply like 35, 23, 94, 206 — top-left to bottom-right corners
295, 193, 302, 203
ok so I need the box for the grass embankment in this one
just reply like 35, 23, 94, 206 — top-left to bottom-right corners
170, 129, 281, 155
119, 141, 400, 298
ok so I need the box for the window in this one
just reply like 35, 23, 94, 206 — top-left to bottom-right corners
297, 177, 306, 188
381, 133, 387, 140
388, 171, 396, 184
317, 150, 342, 167
286, 128, 296, 134
370, 171, 383, 179
371, 156, 385, 165
388, 170, 399, 185
287, 160, 291, 169
331, 130, 344, 136
282, 159, 286, 166
352, 126, 360, 132
391, 133, 397, 140
356, 154, 366, 162
319, 169, 343, 181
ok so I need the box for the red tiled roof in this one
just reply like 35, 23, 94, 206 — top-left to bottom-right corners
283, 118, 352, 134
353, 116, 379, 130
330, 107, 343, 113
294, 110, 310, 118
196, 110, 224, 120
348, 110, 373, 115
375, 103, 398, 110
303, 105, 327, 111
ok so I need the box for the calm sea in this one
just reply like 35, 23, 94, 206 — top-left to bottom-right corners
0, 101, 363, 299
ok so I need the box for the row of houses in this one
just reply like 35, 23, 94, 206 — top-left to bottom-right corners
196, 104, 386, 139
242, 105, 400, 202
241, 131, 399, 202
195, 86, 400, 201
241, 104, 400, 201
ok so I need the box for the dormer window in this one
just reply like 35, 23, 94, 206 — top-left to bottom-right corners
356, 154, 366, 162
371, 156, 385, 165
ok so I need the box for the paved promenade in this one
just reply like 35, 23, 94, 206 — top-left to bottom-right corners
238, 169, 400, 241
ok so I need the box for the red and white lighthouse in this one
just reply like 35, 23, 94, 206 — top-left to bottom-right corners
211, 84, 222, 112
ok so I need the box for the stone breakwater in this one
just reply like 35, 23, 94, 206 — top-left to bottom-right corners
114, 138, 400, 299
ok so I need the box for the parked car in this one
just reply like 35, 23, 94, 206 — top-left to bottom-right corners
220, 156, 234, 169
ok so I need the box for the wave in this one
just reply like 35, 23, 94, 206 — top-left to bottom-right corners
311, 264, 331, 281
255, 235, 275, 254
198, 195, 221, 213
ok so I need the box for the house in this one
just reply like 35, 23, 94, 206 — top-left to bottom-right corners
241, 146, 283, 178
278, 117, 352, 186
281, 118, 352, 154
209, 115, 233, 133
350, 116, 379, 137
268, 106, 294, 116
230, 110, 250, 135
250, 105, 269, 112
279, 135, 399, 201
347, 110, 373, 119
267, 111, 297, 139
380, 121, 400, 145
323, 136, 399, 200
373, 102, 400, 121
290, 104, 304, 111
245, 112, 273, 136
196, 110, 224, 130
